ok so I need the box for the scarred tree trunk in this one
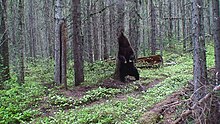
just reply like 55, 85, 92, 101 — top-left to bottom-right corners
0, 0, 10, 84
72, 0, 84, 86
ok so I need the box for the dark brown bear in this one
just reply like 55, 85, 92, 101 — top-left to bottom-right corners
117, 32, 139, 82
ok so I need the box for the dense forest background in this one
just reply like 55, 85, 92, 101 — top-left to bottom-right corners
1, 0, 220, 123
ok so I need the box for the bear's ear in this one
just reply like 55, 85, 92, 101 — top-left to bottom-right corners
118, 32, 130, 48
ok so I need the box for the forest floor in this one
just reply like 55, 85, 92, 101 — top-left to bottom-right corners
38, 75, 191, 123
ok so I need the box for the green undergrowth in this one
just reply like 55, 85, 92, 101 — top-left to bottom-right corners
2, 44, 214, 124
0, 77, 44, 124
32, 45, 215, 124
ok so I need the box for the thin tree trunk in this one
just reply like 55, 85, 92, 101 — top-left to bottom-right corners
101, 1, 109, 60
181, 0, 186, 51
86, 0, 93, 63
17, 0, 25, 84
149, 0, 156, 55
61, 20, 67, 89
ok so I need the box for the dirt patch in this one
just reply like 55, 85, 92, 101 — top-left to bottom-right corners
139, 88, 187, 124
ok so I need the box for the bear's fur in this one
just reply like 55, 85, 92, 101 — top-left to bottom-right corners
117, 32, 139, 82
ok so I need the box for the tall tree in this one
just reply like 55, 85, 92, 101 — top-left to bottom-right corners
72, 0, 84, 86
191, 0, 207, 122
168, 0, 173, 46
17, 0, 25, 84
212, 0, 220, 84
149, 0, 156, 55
0, 0, 10, 84
86, 0, 93, 63
61, 20, 67, 89
114, 0, 125, 80
129, 0, 140, 58
43, 0, 53, 58
92, 1, 101, 61
109, 0, 116, 57
54, 0, 62, 85
101, 1, 109, 60
181, 0, 186, 51
28, 0, 36, 59
117, 0, 125, 35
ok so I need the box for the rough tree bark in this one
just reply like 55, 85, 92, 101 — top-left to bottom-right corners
17, 0, 25, 84
129, 0, 140, 58
72, 0, 84, 86
28, 0, 36, 59
168, 0, 173, 47
114, 0, 125, 80
86, 0, 93, 63
54, 0, 62, 85
191, 0, 207, 123
109, 0, 116, 57
181, 0, 186, 51
0, 0, 10, 83
212, 0, 220, 85
61, 20, 67, 89
92, 1, 101, 61
101, 1, 109, 60
149, 0, 156, 55
117, 0, 125, 35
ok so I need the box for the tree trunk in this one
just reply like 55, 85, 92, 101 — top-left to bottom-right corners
92, 1, 101, 61
86, 0, 93, 63
28, 0, 36, 59
129, 0, 140, 58
168, 0, 173, 47
101, 1, 109, 60
109, 0, 116, 57
158, 0, 164, 56
17, 0, 25, 84
114, 0, 125, 80
149, 0, 156, 55
181, 0, 186, 51
212, 0, 220, 85
72, 0, 84, 86
54, 0, 62, 85
61, 20, 67, 89
192, 0, 207, 122
117, 0, 125, 35
0, 0, 10, 84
